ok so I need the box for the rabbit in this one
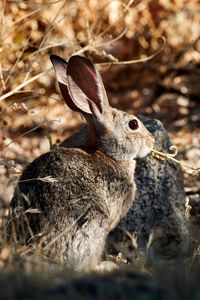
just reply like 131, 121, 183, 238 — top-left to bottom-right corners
10, 55, 155, 272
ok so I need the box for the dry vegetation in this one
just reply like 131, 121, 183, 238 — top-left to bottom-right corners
0, 0, 200, 298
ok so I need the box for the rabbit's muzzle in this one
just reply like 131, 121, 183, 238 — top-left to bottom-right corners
138, 130, 155, 158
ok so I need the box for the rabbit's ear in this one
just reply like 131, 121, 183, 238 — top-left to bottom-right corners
50, 55, 79, 111
50, 55, 68, 84
66, 55, 110, 115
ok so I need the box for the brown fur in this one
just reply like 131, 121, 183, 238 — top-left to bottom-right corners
10, 55, 154, 272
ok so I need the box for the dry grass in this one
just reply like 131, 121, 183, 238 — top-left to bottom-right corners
0, 0, 199, 197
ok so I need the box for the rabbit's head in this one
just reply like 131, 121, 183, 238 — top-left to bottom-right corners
50, 55, 154, 160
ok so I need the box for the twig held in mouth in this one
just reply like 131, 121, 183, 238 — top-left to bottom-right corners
152, 148, 200, 175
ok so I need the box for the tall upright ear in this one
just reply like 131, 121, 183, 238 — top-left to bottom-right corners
50, 55, 68, 85
50, 55, 80, 111
66, 55, 110, 115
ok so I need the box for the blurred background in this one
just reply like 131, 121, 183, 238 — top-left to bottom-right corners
0, 0, 199, 210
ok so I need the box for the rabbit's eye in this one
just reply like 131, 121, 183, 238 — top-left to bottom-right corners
129, 119, 139, 130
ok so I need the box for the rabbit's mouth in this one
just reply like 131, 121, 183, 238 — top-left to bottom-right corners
137, 134, 155, 158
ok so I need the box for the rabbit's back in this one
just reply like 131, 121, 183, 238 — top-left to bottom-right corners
11, 146, 136, 240
11, 147, 136, 270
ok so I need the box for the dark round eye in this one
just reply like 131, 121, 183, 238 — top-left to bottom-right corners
129, 119, 139, 130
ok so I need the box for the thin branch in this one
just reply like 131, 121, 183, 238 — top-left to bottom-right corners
0, 69, 50, 102
37, 0, 69, 55
152, 148, 200, 175
12, 8, 41, 27
96, 0, 134, 39
0, 61, 6, 90
0, 121, 44, 151
18, 176, 58, 184
4, 33, 32, 87
97, 37, 166, 65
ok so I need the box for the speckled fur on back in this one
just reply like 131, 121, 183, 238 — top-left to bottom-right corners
10, 55, 154, 272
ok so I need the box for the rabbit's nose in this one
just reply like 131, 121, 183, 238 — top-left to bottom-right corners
146, 133, 155, 150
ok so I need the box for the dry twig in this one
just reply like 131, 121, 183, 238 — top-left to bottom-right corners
152, 148, 200, 175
